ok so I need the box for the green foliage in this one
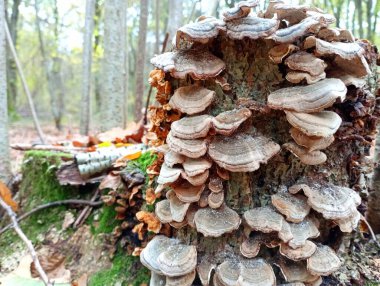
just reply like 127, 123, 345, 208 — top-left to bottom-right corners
129, 151, 157, 175
88, 251, 150, 286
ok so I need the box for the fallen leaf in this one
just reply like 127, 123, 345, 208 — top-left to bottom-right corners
99, 174, 122, 191
132, 247, 143, 256
132, 223, 145, 240
0, 180, 18, 211
145, 188, 157, 205
136, 211, 162, 233
62, 212, 75, 230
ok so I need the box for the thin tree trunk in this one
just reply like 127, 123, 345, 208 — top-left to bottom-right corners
80, 0, 96, 135
101, 0, 127, 131
0, 0, 11, 183
166, 0, 183, 49
155, 0, 160, 54
367, 0, 373, 40
93, 0, 102, 113
134, 0, 148, 122
5, 0, 20, 114
34, 0, 65, 130
355, 0, 364, 38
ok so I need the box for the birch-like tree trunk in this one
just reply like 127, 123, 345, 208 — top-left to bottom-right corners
0, 0, 11, 183
155, 0, 160, 54
101, 0, 127, 131
166, 0, 183, 47
80, 0, 96, 135
134, 0, 149, 122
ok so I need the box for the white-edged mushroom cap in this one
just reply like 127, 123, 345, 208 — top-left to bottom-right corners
285, 51, 327, 76
208, 191, 225, 209
279, 240, 317, 261
181, 169, 210, 186
166, 270, 196, 286
183, 157, 212, 177
157, 244, 197, 277
172, 181, 205, 203
226, 16, 279, 40
208, 175, 224, 193
334, 209, 361, 233
269, 17, 320, 43
276, 259, 321, 283
167, 190, 191, 222
306, 245, 341, 276
285, 111, 342, 137
273, 3, 323, 25
212, 108, 252, 136
290, 127, 334, 152
164, 150, 185, 167
286, 71, 326, 85
194, 204, 241, 237
238, 258, 276, 286
269, 44, 299, 64
222, 0, 260, 21
272, 191, 311, 223
169, 85, 216, 115
197, 255, 217, 286
157, 163, 182, 185
155, 199, 173, 223
288, 217, 320, 249
283, 142, 327, 166
216, 260, 240, 286
167, 131, 207, 158
208, 134, 280, 172
268, 78, 347, 113
171, 115, 213, 139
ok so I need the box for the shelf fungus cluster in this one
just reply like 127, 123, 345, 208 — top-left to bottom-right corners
141, 0, 374, 285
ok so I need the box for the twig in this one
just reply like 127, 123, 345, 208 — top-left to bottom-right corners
11, 143, 87, 153
0, 197, 52, 286
4, 21, 46, 144
0, 199, 103, 236
143, 32, 169, 125
73, 188, 100, 228
360, 214, 380, 248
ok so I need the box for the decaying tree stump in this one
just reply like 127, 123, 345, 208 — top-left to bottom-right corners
142, 1, 379, 285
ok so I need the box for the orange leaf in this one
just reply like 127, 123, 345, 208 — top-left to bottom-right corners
0, 181, 18, 212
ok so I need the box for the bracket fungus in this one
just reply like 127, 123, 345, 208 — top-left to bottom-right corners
167, 131, 207, 158
171, 115, 213, 139
271, 191, 310, 223
157, 244, 197, 277
269, 43, 299, 64
238, 259, 277, 286
268, 78, 347, 113
164, 150, 185, 167
282, 142, 327, 165
194, 204, 241, 237
172, 181, 205, 203
181, 169, 210, 186
155, 199, 173, 223
276, 259, 322, 284
287, 217, 320, 249
222, 0, 259, 21
157, 163, 182, 185
273, 3, 323, 25
208, 134, 280, 172
306, 245, 341, 276
317, 27, 354, 42
167, 190, 190, 222
182, 157, 212, 177
285, 71, 326, 85
208, 191, 224, 209
165, 270, 196, 286
289, 127, 334, 152
176, 16, 225, 48
279, 240, 317, 261
285, 111, 342, 137
169, 85, 216, 115
226, 16, 279, 40
197, 256, 217, 286
285, 51, 327, 76
212, 108, 252, 136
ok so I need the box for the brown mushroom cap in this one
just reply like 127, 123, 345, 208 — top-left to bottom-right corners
298, 183, 361, 221
282, 142, 327, 166
243, 206, 293, 242
194, 204, 241, 237
208, 191, 225, 209
171, 115, 213, 139
172, 181, 205, 203
273, 3, 323, 25
306, 245, 341, 276
208, 175, 224, 193
197, 256, 217, 286
185, 204, 199, 228
208, 134, 280, 172
269, 17, 320, 43
240, 236, 262, 258
151, 50, 226, 80
315, 38, 364, 60
164, 150, 185, 167
288, 217, 320, 249
327, 69, 366, 88
216, 260, 240, 286
317, 27, 354, 42
226, 16, 279, 40
181, 169, 209, 186
157, 163, 182, 185
155, 199, 173, 223
290, 127, 334, 152
176, 16, 225, 48
222, 0, 259, 21
272, 191, 311, 223
285, 111, 342, 137
166, 270, 196, 286
239, 258, 276, 286
303, 35, 317, 49
212, 108, 252, 136
157, 244, 197, 277
167, 131, 207, 158
276, 259, 321, 283
167, 190, 191, 222
268, 78, 347, 113
285, 52, 327, 76
140, 235, 179, 274
279, 240, 317, 261
198, 188, 210, 208
335, 209, 361, 233
183, 157, 212, 177
169, 85, 216, 115
286, 71, 326, 85
269, 44, 299, 64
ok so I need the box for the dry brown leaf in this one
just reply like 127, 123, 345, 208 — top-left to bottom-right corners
132, 247, 144, 256
145, 188, 157, 205
0, 181, 18, 212
99, 174, 122, 191
132, 222, 146, 240
136, 211, 162, 233
129, 185, 141, 204
31, 252, 66, 279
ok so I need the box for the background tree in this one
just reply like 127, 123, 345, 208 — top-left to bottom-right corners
0, 0, 11, 183
166, 0, 183, 49
134, 0, 149, 121
80, 0, 96, 135
101, 0, 127, 130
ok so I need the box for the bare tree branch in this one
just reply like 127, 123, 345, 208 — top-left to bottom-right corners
0, 197, 52, 286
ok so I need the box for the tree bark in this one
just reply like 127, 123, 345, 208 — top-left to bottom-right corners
155, 0, 160, 54
80, 0, 96, 135
5, 0, 20, 114
355, 0, 364, 38
166, 0, 183, 50
367, 0, 373, 40
0, 0, 11, 183
134, 0, 149, 122
93, 0, 102, 112
101, 0, 127, 131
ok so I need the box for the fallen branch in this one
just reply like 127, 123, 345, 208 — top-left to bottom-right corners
361, 214, 380, 248
0, 197, 52, 286
73, 188, 100, 228
11, 143, 87, 153
0, 199, 103, 236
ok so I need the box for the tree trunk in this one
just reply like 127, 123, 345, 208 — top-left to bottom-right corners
166, 0, 183, 49
155, 0, 160, 54
80, 0, 96, 135
5, 0, 20, 114
134, 0, 149, 122
101, 0, 127, 131
34, 0, 65, 130
0, 0, 11, 183
355, 0, 364, 38
93, 0, 102, 113
367, 0, 373, 40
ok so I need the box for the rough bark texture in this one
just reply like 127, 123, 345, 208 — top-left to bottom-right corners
101, 0, 127, 131
134, 0, 148, 121
80, 0, 96, 135
0, 0, 11, 183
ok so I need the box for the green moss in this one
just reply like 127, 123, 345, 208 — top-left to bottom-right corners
88, 252, 150, 286
129, 151, 157, 175
92, 206, 119, 235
